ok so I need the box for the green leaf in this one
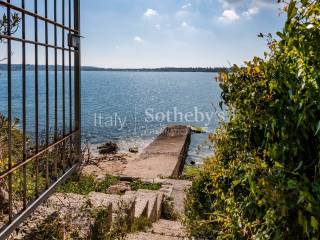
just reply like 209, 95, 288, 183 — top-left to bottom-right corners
232, 180, 241, 187
287, 179, 297, 189
261, 162, 268, 169
287, 1, 297, 20
274, 161, 284, 169
276, 31, 284, 39
311, 216, 318, 230
219, 101, 223, 110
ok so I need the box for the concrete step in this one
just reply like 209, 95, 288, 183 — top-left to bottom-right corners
88, 191, 136, 227
125, 189, 164, 222
125, 191, 150, 220
153, 179, 192, 215
125, 219, 187, 240
149, 219, 186, 238
125, 232, 185, 240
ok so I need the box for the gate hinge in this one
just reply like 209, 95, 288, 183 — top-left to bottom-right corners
68, 34, 81, 50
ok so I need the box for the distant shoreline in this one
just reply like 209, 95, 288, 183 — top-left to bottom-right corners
0, 64, 226, 73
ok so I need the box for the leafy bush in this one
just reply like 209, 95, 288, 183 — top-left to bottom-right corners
58, 175, 119, 195
185, 1, 320, 239
181, 165, 200, 181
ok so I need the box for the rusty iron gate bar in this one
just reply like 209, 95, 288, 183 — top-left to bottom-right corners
0, 0, 81, 238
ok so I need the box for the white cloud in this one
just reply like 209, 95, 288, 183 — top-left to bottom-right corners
180, 22, 197, 32
176, 10, 189, 18
182, 3, 192, 9
181, 22, 189, 28
144, 8, 158, 17
219, 9, 240, 22
155, 24, 161, 30
219, 0, 274, 8
133, 36, 144, 43
218, 0, 276, 19
243, 7, 259, 17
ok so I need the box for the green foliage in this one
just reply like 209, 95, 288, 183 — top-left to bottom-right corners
58, 175, 119, 195
181, 165, 200, 181
129, 180, 161, 191
0, 12, 21, 42
161, 197, 178, 221
0, 115, 24, 166
186, 1, 320, 239
131, 216, 152, 233
0, 115, 46, 201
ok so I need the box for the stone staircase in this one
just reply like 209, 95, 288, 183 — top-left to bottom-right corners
7, 179, 189, 240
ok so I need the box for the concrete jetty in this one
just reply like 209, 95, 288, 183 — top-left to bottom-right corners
123, 125, 191, 179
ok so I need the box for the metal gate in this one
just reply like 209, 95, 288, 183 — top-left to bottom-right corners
0, 0, 81, 238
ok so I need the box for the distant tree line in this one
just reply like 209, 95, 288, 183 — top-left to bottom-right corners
0, 64, 228, 73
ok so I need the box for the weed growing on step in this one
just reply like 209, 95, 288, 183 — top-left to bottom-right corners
24, 213, 69, 240
108, 200, 133, 239
90, 207, 112, 240
129, 180, 161, 191
58, 174, 119, 195
161, 197, 178, 221
131, 216, 152, 233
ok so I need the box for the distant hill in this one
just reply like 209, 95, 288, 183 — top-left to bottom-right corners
0, 64, 226, 73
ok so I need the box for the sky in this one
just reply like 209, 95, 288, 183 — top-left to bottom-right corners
0, 0, 286, 68
81, 0, 286, 68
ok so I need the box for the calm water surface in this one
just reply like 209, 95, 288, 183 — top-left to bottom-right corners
0, 71, 222, 164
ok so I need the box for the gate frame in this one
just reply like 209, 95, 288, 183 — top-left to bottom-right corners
0, 0, 81, 239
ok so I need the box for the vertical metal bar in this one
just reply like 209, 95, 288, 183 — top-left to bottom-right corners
54, 0, 58, 177
74, 0, 81, 162
21, 0, 27, 209
6, 0, 13, 223
34, 0, 39, 197
68, 0, 72, 135
68, 0, 72, 167
45, 0, 49, 187
62, 0, 66, 170
62, 0, 65, 137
